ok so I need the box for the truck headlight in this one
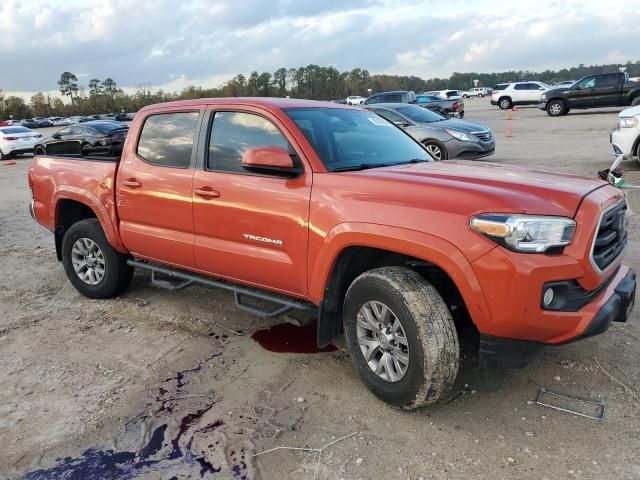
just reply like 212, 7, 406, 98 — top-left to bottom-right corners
619, 117, 639, 128
445, 128, 475, 142
471, 214, 576, 253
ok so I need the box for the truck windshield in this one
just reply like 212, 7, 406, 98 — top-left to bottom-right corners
285, 108, 431, 172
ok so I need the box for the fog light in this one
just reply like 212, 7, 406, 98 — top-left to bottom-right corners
543, 287, 555, 306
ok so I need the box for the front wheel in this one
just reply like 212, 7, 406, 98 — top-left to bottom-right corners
423, 141, 448, 161
631, 97, 640, 107
343, 267, 459, 409
34, 145, 46, 156
61, 219, 133, 298
546, 100, 566, 117
498, 97, 512, 110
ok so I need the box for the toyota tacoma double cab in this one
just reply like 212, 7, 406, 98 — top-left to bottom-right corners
540, 72, 640, 116
28, 98, 636, 409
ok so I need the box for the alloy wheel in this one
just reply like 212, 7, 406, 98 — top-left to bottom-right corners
425, 144, 442, 160
356, 300, 409, 382
71, 238, 106, 285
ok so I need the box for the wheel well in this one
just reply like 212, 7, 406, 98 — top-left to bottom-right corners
54, 199, 98, 260
317, 246, 472, 347
548, 97, 566, 106
498, 96, 511, 102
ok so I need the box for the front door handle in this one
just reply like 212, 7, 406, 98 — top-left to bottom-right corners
123, 178, 142, 188
195, 187, 221, 199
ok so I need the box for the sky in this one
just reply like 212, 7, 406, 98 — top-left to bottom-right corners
1, 0, 639, 99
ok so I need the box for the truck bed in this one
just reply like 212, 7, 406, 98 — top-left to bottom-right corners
30, 154, 119, 232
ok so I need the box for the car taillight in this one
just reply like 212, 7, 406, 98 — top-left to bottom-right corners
453, 102, 459, 111
3, 136, 17, 141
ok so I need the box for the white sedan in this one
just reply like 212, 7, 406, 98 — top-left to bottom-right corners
0, 126, 43, 159
611, 105, 640, 161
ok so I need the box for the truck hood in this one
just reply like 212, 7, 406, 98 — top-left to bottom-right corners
355, 160, 607, 217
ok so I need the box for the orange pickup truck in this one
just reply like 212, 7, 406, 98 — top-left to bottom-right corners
28, 98, 635, 409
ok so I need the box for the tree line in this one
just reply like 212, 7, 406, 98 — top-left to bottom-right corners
1, 60, 639, 119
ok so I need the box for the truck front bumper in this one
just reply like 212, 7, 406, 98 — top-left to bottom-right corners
478, 268, 635, 367
470, 239, 635, 345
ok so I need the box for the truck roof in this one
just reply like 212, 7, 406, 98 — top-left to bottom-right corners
138, 97, 355, 113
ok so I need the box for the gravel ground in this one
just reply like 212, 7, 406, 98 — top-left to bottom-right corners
1, 101, 640, 480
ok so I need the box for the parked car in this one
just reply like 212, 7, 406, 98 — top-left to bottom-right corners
365, 103, 493, 160
31, 118, 53, 128
463, 87, 490, 98
0, 126, 42, 159
490, 81, 551, 109
610, 105, 640, 161
68, 116, 90, 124
20, 119, 39, 129
29, 97, 635, 410
414, 94, 465, 118
346, 96, 366, 105
364, 90, 416, 104
552, 80, 576, 88
4, 119, 23, 126
34, 121, 128, 157
540, 72, 640, 117
0, 121, 9, 127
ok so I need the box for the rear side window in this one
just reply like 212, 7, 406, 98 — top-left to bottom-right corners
596, 74, 620, 88
382, 94, 403, 103
137, 112, 199, 168
208, 111, 290, 173
493, 84, 508, 90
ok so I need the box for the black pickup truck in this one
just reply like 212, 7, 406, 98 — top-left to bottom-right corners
539, 72, 640, 116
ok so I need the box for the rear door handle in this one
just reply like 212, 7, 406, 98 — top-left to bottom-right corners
195, 187, 221, 199
123, 178, 142, 188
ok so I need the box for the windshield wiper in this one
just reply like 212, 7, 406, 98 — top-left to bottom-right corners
332, 163, 393, 172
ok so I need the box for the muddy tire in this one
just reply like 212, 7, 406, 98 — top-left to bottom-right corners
343, 267, 459, 409
61, 219, 133, 299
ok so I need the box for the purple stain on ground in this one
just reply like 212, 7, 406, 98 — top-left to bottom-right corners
20, 349, 250, 479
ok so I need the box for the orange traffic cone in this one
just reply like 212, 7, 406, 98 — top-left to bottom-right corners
506, 124, 513, 137
507, 109, 513, 120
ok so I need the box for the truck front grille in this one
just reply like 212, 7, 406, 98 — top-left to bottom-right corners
592, 200, 627, 272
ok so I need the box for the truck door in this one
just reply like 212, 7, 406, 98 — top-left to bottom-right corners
566, 76, 597, 108
594, 73, 624, 107
192, 107, 311, 296
116, 110, 201, 268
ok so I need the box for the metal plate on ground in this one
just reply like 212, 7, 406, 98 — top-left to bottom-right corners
536, 388, 605, 421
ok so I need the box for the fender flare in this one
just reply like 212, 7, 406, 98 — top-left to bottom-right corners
52, 186, 127, 253
310, 223, 492, 328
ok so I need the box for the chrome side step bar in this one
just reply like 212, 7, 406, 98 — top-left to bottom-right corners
127, 259, 317, 318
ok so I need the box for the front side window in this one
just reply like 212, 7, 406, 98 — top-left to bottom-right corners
208, 111, 290, 173
285, 108, 431, 171
365, 95, 381, 105
137, 112, 199, 168
577, 76, 596, 89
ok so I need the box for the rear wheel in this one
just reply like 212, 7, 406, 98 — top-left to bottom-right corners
423, 140, 448, 161
61, 219, 133, 298
0, 148, 10, 160
498, 97, 512, 109
343, 267, 459, 409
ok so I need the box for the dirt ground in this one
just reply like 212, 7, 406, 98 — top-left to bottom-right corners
1, 101, 640, 480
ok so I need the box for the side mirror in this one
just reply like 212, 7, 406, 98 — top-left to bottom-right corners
241, 146, 299, 177
393, 120, 410, 128
52, 133, 61, 139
